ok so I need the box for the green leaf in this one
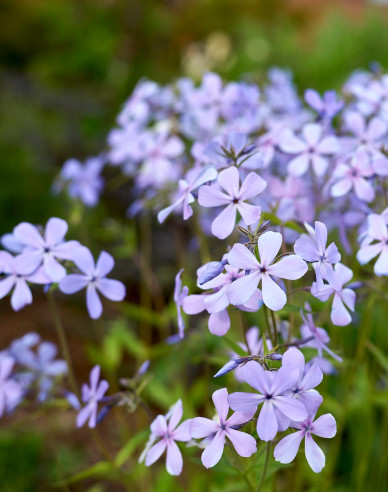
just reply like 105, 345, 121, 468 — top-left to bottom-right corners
54, 461, 115, 486
366, 340, 388, 373
115, 430, 149, 467
262, 335, 269, 356
223, 337, 245, 356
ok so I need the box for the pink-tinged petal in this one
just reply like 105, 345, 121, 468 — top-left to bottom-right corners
11, 279, 32, 311
191, 167, 218, 190
354, 178, 375, 203
303, 123, 322, 146
72, 247, 95, 276
168, 400, 183, 432
374, 247, 388, 276
300, 363, 323, 391
228, 392, 264, 413
258, 231, 282, 266
226, 428, 257, 457
331, 293, 351, 326
357, 243, 382, 265
274, 430, 304, 464
208, 310, 230, 336
367, 214, 388, 241
240, 360, 270, 394
190, 417, 219, 439
14, 251, 43, 276
279, 129, 307, 154
182, 294, 206, 314
43, 255, 66, 282
13, 222, 44, 248
317, 136, 339, 154
0, 276, 16, 299
331, 178, 352, 197
76, 403, 93, 428
145, 440, 167, 466
59, 274, 88, 294
97, 278, 126, 301
268, 255, 307, 280
198, 185, 231, 208
227, 243, 260, 271
257, 401, 278, 441
211, 204, 237, 239
311, 154, 328, 177
217, 166, 240, 198
227, 272, 261, 306
201, 431, 226, 468
305, 434, 325, 473
237, 203, 262, 226
261, 275, 286, 311
173, 419, 192, 442
86, 285, 103, 319
150, 415, 168, 437
366, 117, 387, 141
273, 396, 308, 421
166, 440, 183, 476
226, 408, 257, 427
212, 388, 229, 424
96, 251, 114, 277
311, 413, 337, 438
238, 172, 267, 200
288, 154, 310, 176
44, 218, 68, 246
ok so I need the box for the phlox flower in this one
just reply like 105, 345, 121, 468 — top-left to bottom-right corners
158, 166, 218, 223
228, 358, 308, 441
274, 412, 336, 473
76, 365, 109, 428
311, 263, 356, 326
0, 356, 23, 417
145, 400, 192, 476
357, 213, 388, 275
11, 217, 81, 282
173, 269, 188, 338
198, 166, 266, 239
59, 247, 126, 319
204, 133, 261, 169
279, 123, 339, 176
191, 388, 257, 468
304, 89, 343, 121
0, 251, 51, 311
227, 231, 307, 311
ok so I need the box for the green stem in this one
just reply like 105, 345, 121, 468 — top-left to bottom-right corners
263, 306, 275, 347
256, 442, 270, 492
270, 310, 278, 347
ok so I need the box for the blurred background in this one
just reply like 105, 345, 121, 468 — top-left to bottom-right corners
1, 0, 388, 490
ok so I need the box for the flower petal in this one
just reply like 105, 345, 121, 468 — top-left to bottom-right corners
305, 434, 326, 473
274, 430, 304, 464
201, 431, 225, 468
226, 428, 257, 457
166, 440, 183, 476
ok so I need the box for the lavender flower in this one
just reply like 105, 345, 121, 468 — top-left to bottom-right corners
0, 357, 23, 416
357, 213, 388, 275
174, 269, 188, 338
76, 365, 109, 428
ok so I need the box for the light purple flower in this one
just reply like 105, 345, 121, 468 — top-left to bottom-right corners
174, 269, 188, 338
294, 221, 340, 288
331, 152, 375, 202
145, 399, 192, 476
198, 166, 266, 239
279, 123, 339, 176
357, 214, 388, 275
274, 412, 336, 473
344, 111, 387, 160
311, 263, 356, 326
12, 217, 81, 282
227, 231, 307, 311
0, 251, 51, 311
59, 247, 126, 319
158, 167, 218, 223
228, 359, 308, 441
305, 89, 343, 120
191, 388, 257, 468
76, 365, 109, 428
0, 357, 23, 416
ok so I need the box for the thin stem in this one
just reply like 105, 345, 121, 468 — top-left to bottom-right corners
263, 306, 275, 347
256, 442, 271, 492
276, 335, 315, 350
47, 290, 79, 398
270, 310, 278, 347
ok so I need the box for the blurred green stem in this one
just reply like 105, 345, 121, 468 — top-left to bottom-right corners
256, 442, 270, 492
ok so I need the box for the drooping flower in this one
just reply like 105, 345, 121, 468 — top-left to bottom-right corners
76, 365, 109, 428
145, 400, 192, 476
173, 269, 189, 338
198, 166, 266, 239
191, 388, 257, 468
227, 231, 307, 311
274, 412, 336, 473
228, 358, 308, 441
357, 213, 388, 275
59, 247, 126, 319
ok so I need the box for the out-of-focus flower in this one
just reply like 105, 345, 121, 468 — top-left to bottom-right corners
76, 365, 109, 428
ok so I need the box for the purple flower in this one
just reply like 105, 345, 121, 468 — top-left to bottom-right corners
198, 166, 266, 239
311, 263, 356, 326
76, 365, 109, 428
304, 89, 343, 120
59, 247, 126, 319
357, 214, 388, 275
158, 167, 218, 223
0, 356, 23, 416
145, 399, 192, 476
11, 217, 81, 282
0, 251, 51, 311
227, 231, 307, 311
294, 221, 340, 289
274, 412, 336, 473
174, 269, 188, 338
228, 358, 308, 441
279, 123, 339, 177
344, 111, 387, 161
191, 388, 257, 468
